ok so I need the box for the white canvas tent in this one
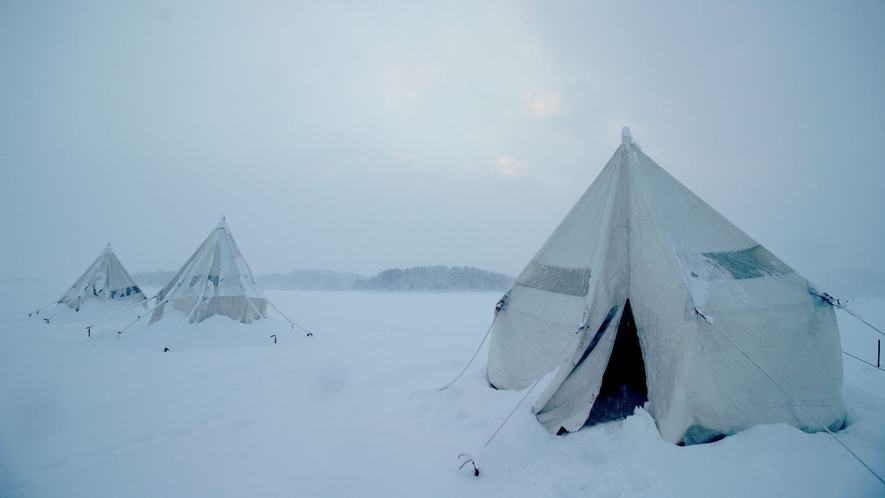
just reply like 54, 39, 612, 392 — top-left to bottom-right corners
488, 128, 844, 445
55, 244, 145, 311
149, 217, 269, 325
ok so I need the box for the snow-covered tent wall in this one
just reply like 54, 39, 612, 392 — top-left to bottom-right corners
488, 128, 844, 445
57, 244, 145, 311
149, 217, 268, 325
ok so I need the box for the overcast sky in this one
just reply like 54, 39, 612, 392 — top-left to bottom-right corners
1, 1, 883, 292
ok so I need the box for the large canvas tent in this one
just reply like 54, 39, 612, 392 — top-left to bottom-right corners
56, 244, 145, 311
488, 128, 844, 445
149, 217, 269, 325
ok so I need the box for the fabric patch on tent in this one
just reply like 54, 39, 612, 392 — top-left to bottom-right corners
701, 245, 792, 279
683, 245, 792, 282
517, 262, 591, 297
108, 286, 140, 299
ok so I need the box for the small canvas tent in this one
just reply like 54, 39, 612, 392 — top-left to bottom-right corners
149, 217, 268, 325
56, 244, 145, 311
488, 128, 845, 445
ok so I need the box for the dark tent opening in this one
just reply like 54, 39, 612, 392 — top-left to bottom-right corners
583, 299, 648, 427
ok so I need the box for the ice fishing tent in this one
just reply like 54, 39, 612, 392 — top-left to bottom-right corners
488, 128, 845, 445
56, 244, 145, 311
148, 217, 269, 325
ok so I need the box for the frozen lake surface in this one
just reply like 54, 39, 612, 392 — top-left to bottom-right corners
2, 284, 884, 497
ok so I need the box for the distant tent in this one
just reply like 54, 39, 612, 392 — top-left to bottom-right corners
57, 244, 145, 311
149, 217, 269, 325
488, 128, 844, 445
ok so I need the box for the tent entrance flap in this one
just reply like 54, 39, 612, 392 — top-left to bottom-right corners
583, 299, 648, 428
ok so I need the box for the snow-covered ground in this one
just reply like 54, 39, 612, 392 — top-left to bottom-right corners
1, 283, 883, 497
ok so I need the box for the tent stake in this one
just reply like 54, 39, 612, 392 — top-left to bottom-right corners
878, 340, 881, 368
457, 454, 479, 476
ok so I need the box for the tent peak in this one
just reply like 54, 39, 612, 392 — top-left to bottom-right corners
621, 126, 641, 150
150, 217, 268, 326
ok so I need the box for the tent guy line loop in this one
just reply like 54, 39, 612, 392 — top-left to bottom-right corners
696, 309, 885, 487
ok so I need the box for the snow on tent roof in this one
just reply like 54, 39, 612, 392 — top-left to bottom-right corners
148, 217, 269, 325
56, 244, 145, 311
488, 128, 844, 445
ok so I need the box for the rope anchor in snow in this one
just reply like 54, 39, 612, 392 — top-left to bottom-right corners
457, 453, 479, 476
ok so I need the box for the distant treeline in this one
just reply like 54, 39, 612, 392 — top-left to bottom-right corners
133, 266, 514, 292
353, 266, 513, 292
257, 269, 362, 291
